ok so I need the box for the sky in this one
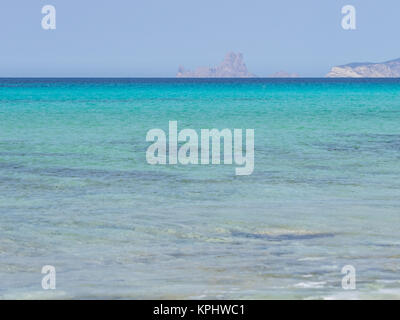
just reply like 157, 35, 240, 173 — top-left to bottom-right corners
1, 0, 399, 77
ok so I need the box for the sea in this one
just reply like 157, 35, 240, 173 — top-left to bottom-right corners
1, 78, 399, 299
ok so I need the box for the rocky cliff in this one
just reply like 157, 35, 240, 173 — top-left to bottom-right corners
177, 52, 256, 78
326, 58, 400, 78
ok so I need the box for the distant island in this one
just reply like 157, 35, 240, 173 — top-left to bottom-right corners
176, 52, 256, 78
269, 71, 300, 78
326, 58, 400, 78
176, 53, 400, 78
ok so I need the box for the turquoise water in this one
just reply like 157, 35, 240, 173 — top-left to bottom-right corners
1, 78, 400, 299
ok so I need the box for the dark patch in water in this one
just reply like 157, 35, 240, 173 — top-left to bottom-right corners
0, 162, 174, 180
303, 165, 331, 171
0, 152, 81, 157
315, 134, 400, 154
337, 133, 400, 139
231, 231, 335, 241
371, 243, 400, 248
270, 251, 292, 256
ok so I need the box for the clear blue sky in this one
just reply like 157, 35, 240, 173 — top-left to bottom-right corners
1, 0, 399, 77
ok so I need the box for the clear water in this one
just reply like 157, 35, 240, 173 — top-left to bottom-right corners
1, 78, 400, 299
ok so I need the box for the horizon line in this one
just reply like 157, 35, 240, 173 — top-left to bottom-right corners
1, 77, 400, 79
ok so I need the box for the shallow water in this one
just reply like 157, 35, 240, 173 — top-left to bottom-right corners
1, 78, 400, 299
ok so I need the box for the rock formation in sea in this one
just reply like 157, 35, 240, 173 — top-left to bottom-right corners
326, 58, 400, 78
269, 71, 300, 78
176, 52, 256, 78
